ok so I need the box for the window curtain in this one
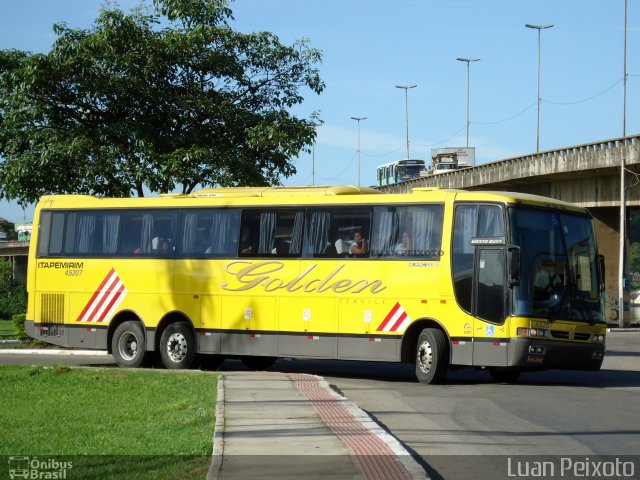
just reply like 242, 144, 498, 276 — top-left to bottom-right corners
453, 206, 477, 254
258, 212, 277, 254
140, 214, 154, 253
371, 208, 398, 256
303, 211, 330, 256
181, 213, 198, 254
76, 215, 96, 254
411, 207, 442, 252
102, 214, 120, 254
478, 206, 503, 237
210, 210, 239, 255
289, 211, 305, 254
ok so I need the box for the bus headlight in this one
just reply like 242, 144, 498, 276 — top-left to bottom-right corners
591, 334, 605, 344
517, 327, 549, 338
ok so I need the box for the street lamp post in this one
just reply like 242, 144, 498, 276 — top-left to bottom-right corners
525, 23, 553, 153
395, 85, 417, 159
456, 57, 480, 148
350, 116, 367, 186
620, 0, 628, 327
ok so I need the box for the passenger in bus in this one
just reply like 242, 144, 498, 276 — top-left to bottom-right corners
239, 229, 256, 255
273, 238, 290, 256
349, 230, 368, 256
160, 238, 172, 254
394, 232, 412, 255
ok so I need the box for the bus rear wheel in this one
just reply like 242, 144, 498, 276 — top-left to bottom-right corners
160, 321, 196, 369
112, 321, 147, 368
415, 328, 449, 384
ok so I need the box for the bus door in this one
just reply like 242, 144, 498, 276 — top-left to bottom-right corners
453, 203, 509, 366
472, 245, 509, 366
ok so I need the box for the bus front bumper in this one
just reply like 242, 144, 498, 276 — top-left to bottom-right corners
509, 337, 605, 371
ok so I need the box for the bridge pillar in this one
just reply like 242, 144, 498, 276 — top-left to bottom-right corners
591, 207, 629, 326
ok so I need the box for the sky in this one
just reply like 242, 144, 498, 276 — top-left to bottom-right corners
0, 0, 639, 223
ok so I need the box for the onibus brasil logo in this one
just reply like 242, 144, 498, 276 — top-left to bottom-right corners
8, 457, 73, 479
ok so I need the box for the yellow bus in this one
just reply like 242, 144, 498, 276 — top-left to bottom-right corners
25, 186, 606, 383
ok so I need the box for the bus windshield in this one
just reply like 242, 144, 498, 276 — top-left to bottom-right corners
396, 164, 422, 181
509, 207, 604, 323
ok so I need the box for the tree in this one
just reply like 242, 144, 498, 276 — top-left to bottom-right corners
0, 0, 324, 203
0, 258, 25, 319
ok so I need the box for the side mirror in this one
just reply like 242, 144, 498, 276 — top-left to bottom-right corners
508, 246, 521, 286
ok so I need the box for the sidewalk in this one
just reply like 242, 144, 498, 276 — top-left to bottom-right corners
208, 371, 427, 480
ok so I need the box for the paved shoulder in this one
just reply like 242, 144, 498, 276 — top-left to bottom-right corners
209, 371, 427, 480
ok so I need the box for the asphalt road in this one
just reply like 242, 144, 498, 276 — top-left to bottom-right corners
278, 332, 640, 479
2, 332, 639, 479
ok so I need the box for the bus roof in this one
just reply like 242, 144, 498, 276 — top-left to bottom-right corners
35, 186, 589, 214
189, 185, 381, 197
376, 159, 426, 169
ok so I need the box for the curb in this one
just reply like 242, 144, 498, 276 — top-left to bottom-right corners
607, 328, 640, 332
206, 375, 225, 480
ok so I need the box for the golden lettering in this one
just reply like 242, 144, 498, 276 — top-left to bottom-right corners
221, 261, 387, 295
284, 264, 317, 292
349, 279, 386, 294
264, 278, 284, 292
332, 279, 354, 293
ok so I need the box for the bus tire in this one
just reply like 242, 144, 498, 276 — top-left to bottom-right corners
112, 321, 147, 368
415, 328, 448, 384
160, 321, 196, 370
241, 356, 277, 371
489, 368, 521, 383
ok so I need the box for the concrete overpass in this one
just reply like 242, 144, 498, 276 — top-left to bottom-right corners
0, 241, 29, 283
380, 135, 640, 325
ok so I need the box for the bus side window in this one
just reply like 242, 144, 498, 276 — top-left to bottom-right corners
37, 211, 65, 257
57, 211, 121, 257
237, 209, 304, 258
179, 209, 240, 258
331, 207, 372, 259
371, 205, 444, 258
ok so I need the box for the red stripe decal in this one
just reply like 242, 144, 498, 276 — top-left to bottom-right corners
75, 268, 115, 321
376, 302, 401, 331
96, 283, 126, 323
389, 311, 408, 332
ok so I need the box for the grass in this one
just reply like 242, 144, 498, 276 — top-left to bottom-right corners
0, 365, 218, 479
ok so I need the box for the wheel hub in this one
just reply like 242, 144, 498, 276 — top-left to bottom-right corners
418, 341, 433, 373
166, 333, 188, 362
118, 332, 138, 361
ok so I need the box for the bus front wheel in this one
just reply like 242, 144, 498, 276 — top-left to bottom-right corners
415, 328, 449, 384
112, 321, 147, 368
160, 321, 196, 369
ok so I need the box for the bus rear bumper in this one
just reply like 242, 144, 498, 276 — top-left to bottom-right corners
509, 338, 605, 371
25, 320, 108, 350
